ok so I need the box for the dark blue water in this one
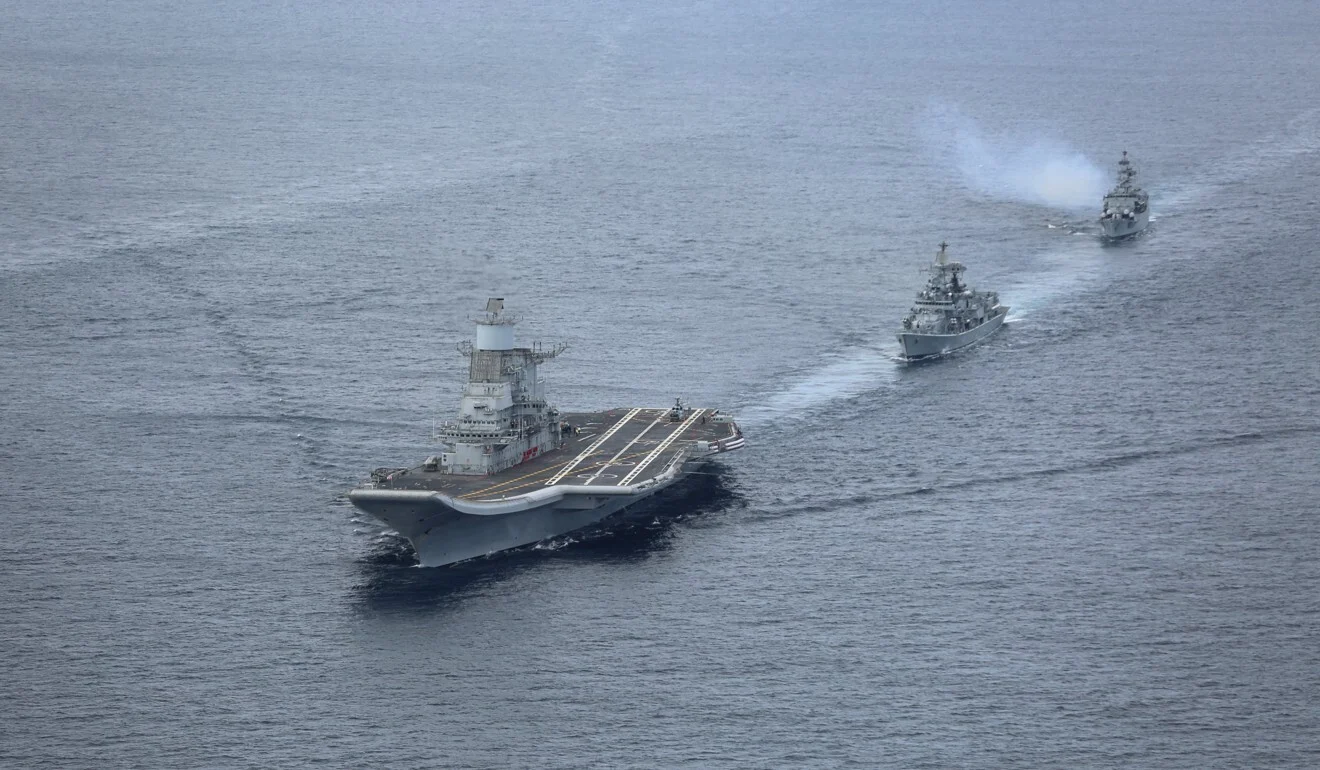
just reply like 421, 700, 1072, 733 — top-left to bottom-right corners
4, 1, 1319, 766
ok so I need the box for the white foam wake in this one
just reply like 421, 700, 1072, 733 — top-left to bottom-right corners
997, 240, 1107, 319
1159, 108, 1320, 213
739, 344, 900, 427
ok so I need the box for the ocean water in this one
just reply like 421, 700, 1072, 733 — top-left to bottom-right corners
3, 0, 1319, 767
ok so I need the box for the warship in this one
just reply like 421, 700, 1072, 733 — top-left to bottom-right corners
897, 242, 1008, 360
348, 299, 744, 567
1100, 151, 1149, 239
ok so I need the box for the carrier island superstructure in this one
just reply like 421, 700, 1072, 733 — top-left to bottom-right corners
348, 299, 744, 567
1100, 151, 1149, 239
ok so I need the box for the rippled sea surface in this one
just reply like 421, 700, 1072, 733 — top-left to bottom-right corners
4, 0, 1319, 767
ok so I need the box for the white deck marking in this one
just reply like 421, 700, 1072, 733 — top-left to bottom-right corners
619, 409, 705, 486
545, 409, 641, 486
581, 410, 666, 486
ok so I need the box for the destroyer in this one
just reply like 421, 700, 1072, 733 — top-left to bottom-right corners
897, 242, 1008, 360
348, 298, 744, 567
1099, 151, 1149, 239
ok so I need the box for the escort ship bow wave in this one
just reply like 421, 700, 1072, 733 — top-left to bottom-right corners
348, 299, 744, 567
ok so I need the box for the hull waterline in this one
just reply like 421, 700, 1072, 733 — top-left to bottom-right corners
351, 458, 710, 566
898, 308, 1008, 360
1101, 209, 1150, 239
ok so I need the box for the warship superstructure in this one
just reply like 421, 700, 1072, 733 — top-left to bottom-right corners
348, 299, 744, 567
1100, 151, 1149, 239
897, 242, 1008, 360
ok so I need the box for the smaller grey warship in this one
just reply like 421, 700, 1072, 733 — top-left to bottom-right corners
1100, 151, 1149, 239
897, 242, 1008, 360
348, 299, 744, 567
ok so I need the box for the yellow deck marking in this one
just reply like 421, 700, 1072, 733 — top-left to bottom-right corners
465, 449, 655, 500
456, 455, 575, 499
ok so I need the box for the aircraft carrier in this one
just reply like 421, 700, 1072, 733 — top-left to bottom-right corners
348, 299, 744, 567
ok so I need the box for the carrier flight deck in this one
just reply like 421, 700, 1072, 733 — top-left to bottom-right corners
370, 406, 743, 502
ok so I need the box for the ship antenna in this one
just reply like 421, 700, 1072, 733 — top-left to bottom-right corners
1116, 151, 1136, 188
936, 241, 948, 265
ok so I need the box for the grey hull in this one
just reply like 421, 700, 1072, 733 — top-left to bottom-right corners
352, 460, 706, 566
1101, 209, 1149, 239
898, 308, 1007, 360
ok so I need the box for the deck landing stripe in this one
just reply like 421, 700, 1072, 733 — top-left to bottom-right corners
582, 410, 666, 486
619, 408, 705, 486
544, 408, 641, 486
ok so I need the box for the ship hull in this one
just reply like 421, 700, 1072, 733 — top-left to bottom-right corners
352, 459, 708, 566
1100, 209, 1149, 239
351, 406, 743, 566
897, 307, 1008, 360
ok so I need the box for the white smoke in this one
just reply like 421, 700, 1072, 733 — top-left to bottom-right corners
920, 105, 1107, 210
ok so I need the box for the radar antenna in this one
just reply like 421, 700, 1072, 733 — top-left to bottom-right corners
475, 296, 518, 326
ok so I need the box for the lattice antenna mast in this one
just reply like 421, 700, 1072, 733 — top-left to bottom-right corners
1116, 150, 1137, 189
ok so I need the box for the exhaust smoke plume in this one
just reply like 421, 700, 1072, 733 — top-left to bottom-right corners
921, 106, 1107, 210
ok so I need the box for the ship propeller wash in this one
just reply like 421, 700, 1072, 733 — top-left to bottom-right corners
348, 298, 744, 567
1100, 151, 1149, 239
897, 242, 1009, 360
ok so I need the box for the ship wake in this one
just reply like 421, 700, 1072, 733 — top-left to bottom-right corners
744, 425, 1320, 524
1158, 107, 1320, 213
738, 345, 900, 428
996, 238, 1107, 321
